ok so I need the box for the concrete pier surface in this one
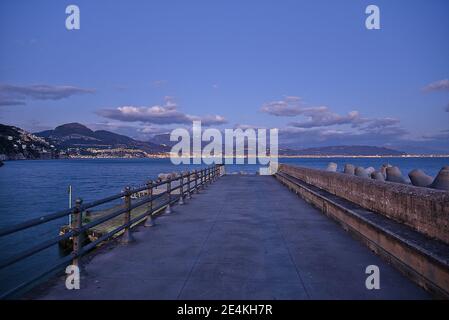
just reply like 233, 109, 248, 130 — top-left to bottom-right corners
35, 175, 429, 300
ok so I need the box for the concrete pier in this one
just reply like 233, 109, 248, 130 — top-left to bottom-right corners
35, 175, 429, 300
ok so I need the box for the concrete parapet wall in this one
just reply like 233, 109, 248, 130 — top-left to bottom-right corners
279, 164, 449, 245
275, 169, 449, 298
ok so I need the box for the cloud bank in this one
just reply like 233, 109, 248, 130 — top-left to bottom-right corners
0, 84, 95, 106
261, 96, 403, 131
98, 96, 228, 126
258, 96, 411, 148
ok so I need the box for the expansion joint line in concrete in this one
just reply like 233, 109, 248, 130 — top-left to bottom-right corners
268, 177, 311, 299
176, 181, 224, 299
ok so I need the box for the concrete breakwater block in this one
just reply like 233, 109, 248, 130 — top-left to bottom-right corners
355, 166, 369, 178
371, 171, 385, 181
326, 162, 338, 172
365, 167, 376, 175
344, 164, 355, 175
430, 167, 449, 191
158, 173, 169, 181
408, 169, 433, 187
386, 166, 406, 184
158, 172, 179, 181
380, 163, 392, 178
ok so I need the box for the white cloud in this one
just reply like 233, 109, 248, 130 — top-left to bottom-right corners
98, 97, 227, 126
260, 96, 304, 116
422, 79, 449, 92
289, 108, 366, 128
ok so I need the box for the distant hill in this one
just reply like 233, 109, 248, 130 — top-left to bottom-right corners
393, 144, 449, 155
150, 133, 406, 156
281, 145, 406, 156
0, 124, 57, 160
149, 133, 176, 147
36, 123, 170, 154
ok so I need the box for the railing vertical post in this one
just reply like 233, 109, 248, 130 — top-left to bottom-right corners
165, 177, 172, 214
186, 171, 192, 199
202, 169, 207, 189
144, 180, 155, 227
209, 167, 212, 184
121, 186, 135, 244
71, 198, 83, 267
179, 172, 185, 205
194, 170, 199, 194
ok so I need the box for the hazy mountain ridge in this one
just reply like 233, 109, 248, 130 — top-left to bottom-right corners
280, 145, 406, 156
149, 134, 407, 156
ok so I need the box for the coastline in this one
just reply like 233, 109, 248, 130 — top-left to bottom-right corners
1, 154, 449, 161
277, 154, 449, 159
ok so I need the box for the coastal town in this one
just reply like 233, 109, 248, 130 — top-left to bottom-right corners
0, 123, 170, 161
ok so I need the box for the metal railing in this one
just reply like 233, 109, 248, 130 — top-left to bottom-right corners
0, 164, 223, 299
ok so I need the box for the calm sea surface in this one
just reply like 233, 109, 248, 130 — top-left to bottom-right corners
0, 157, 448, 295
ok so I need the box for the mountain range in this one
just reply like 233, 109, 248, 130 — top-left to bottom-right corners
149, 133, 406, 156
278, 145, 406, 156
36, 123, 170, 154
0, 122, 411, 160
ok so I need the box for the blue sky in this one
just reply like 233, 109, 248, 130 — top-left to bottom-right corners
0, 0, 448, 152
